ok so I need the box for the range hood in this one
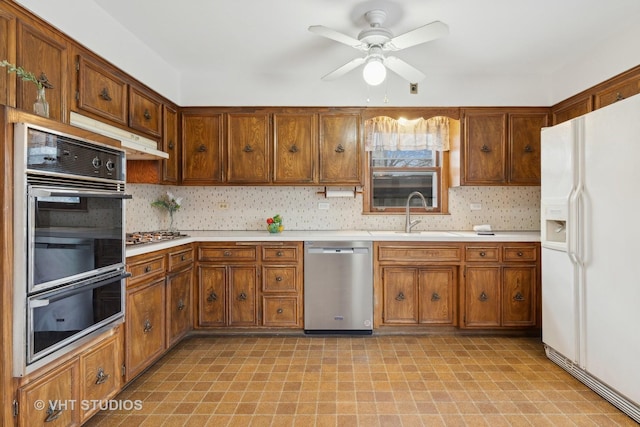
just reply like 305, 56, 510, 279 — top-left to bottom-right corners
70, 112, 169, 160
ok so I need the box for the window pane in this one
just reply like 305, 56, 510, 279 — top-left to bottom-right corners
371, 149, 435, 168
372, 171, 438, 208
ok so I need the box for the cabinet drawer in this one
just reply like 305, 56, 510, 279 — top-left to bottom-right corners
198, 245, 257, 262
262, 266, 298, 292
127, 254, 165, 286
378, 245, 462, 262
262, 296, 299, 326
262, 245, 299, 262
168, 246, 194, 271
503, 245, 537, 262
465, 246, 500, 262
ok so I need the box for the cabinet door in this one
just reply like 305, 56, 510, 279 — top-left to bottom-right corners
162, 104, 179, 183
80, 331, 120, 422
228, 266, 257, 326
463, 111, 507, 184
17, 361, 79, 427
273, 113, 316, 183
128, 86, 162, 137
197, 265, 226, 326
382, 268, 418, 324
181, 111, 224, 184
166, 267, 193, 346
594, 72, 640, 109
318, 113, 361, 184
418, 267, 456, 325
227, 113, 270, 183
16, 19, 68, 122
125, 278, 165, 381
0, 9, 16, 107
552, 94, 593, 125
508, 112, 548, 185
75, 53, 127, 125
464, 267, 500, 327
502, 266, 536, 327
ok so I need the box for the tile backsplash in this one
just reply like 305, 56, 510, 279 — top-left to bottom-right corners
126, 184, 541, 232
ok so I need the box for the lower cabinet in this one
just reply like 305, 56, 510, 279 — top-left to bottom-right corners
166, 265, 194, 346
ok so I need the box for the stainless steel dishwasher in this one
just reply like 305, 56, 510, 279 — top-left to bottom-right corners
304, 241, 373, 334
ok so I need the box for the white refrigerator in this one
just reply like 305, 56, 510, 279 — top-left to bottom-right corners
541, 94, 640, 422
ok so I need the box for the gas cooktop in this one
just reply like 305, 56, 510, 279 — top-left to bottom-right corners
126, 231, 188, 246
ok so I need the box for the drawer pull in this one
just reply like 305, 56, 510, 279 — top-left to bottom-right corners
238, 292, 247, 301
198, 144, 207, 152
517, 251, 523, 257
99, 87, 112, 101
275, 276, 283, 282
335, 144, 345, 153
177, 298, 185, 311
276, 251, 283, 257
207, 291, 218, 302
277, 308, 284, 314
479, 251, 486, 257
144, 266, 152, 272
143, 319, 153, 333
289, 144, 299, 153
95, 368, 110, 385
478, 291, 488, 302
513, 292, 525, 302
223, 251, 232, 257
243, 144, 254, 152
480, 144, 491, 152
616, 92, 625, 102
143, 109, 151, 120
395, 292, 405, 301
45, 404, 63, 423
181, 254, 186, 261
431, 292, 441, 302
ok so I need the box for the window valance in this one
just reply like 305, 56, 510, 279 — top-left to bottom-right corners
364, 116, 450, 151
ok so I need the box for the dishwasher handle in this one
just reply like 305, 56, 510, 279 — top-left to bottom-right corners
307, 247, 369, 254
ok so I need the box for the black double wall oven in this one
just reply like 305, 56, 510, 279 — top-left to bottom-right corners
13, 123, 130, 376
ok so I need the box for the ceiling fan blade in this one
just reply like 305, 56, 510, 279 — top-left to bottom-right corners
308, 25, 364, 49
321, 57, 366, 81
387, 21, 449, 51
383, 56, 426, 82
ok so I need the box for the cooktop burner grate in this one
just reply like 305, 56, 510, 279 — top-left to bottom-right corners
126, 231, 188, 245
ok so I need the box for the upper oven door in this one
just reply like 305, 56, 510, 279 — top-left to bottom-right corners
27, 185, 131, 293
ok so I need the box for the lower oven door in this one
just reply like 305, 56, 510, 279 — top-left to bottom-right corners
15, 271, 126, 376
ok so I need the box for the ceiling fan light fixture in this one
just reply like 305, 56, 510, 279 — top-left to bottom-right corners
362, 57, 386, 86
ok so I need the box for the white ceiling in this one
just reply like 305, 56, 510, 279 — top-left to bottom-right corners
14, 0, 640, 107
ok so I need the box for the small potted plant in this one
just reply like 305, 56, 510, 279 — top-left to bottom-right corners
0, 59, 52, 117
151, 191, 182, 232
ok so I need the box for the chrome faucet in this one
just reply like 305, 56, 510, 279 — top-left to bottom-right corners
405, 191, 429, 233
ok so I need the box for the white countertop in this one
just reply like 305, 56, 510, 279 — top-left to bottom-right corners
126, 230, 540, 257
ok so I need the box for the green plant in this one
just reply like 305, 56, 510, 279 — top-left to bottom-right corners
0, 60, 43, 90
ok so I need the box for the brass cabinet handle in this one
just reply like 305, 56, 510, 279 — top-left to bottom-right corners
168, 140, 175, 150
243, 144, 253, 152
479, 291, 488, 302
143, 319, 152, 333
277, 308, 284, 314
480, 144, 491, 152
275, 276, 283, 282
523, 145, 533, 153
177, 298, 185, 311
198, 144, 207, 152
143, 109, 151, 120
289, 144, 299, 153
238, 292, 247, 301
513, 292, 525, 302
431, 292, 441, 302
207, 291, 218, 302
395, 292, 405, 301
44, 404, 63, 423
99, 87, 112, 101
335, 144, 345, 153
95, 367, 110, 385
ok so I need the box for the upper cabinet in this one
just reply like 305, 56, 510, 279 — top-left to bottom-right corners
129, 85, 162, 137
551, 94, 593, 125
0, 9, 16, 107
594, 69, 640, 109
273, 113, 316, 184
318, 112, 362, 184
227, 112, 271, 183
162, 104, 179, 184
181, 110, 224, 185
461, 108, 549, 186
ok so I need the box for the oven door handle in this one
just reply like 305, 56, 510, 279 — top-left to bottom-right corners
30, 188, 132, 199
29, 299, 50, 308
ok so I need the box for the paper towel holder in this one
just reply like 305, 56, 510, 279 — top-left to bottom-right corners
317, 186, 362, 198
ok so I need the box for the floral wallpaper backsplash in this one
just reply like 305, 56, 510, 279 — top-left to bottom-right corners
126, 184, 541, 232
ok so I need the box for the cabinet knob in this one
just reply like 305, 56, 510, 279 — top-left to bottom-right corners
431, 292, 441, 302
44, 404, 63, 423
223, 251, 232, 257
243, 144, 253, 152
513, 292, 525, 302
479, 251, 486, 257
480, 144, 491, 152
517, 251, 524, 257
37, 72, 54, 89
99, 87, 112, 101
523, 145, 534, 153
207, 291, 218, 302
143, 109, 151, 120
198, 144, 207, 152
177, 298, 185, 311
289, 144, 299, 153
395, 292, 405, 301
237, 292, 247, 301
181, 254, 186, 261
275, 276, 283, 282
168, 140, 175, 150
277, 308, 284, 314
335, 144, 345, 153
143, 319, 153, 333
144, 265, 152, 272
478, 291, 488, 302
616, 92, 625, 102
276, 251, 283, 257
95, 367, 110, 385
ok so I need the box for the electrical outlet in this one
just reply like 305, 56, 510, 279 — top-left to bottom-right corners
318, 202, 330, 210
218, 202, 229, 210
410, 83, 418, 94
470, 203, 482, 211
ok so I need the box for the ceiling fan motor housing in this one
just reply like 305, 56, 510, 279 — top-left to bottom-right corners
359, 10, 393, 47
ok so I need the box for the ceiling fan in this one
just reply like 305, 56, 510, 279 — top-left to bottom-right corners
309, 9, 449, 85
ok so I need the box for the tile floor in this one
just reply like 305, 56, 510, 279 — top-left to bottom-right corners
86, 335, 637, 426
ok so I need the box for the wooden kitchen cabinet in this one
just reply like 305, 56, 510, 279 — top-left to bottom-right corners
226, 112, 271, 183
318, 112, 362, 184
181, 110, 224, 184
463, 266, 501, 327
128, 85, 162, 138
273, 113, 316, 183
260, 243, 303, 327
551, 94, 593, 125
0, 9, 16, 107
162, 104, 179, 183
166, 245, 193, 346
594, 69, 640, 109
508, 112, 548, 184
16, 19, 68, 122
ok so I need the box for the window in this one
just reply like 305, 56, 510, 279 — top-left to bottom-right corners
364, 116, 455, 214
